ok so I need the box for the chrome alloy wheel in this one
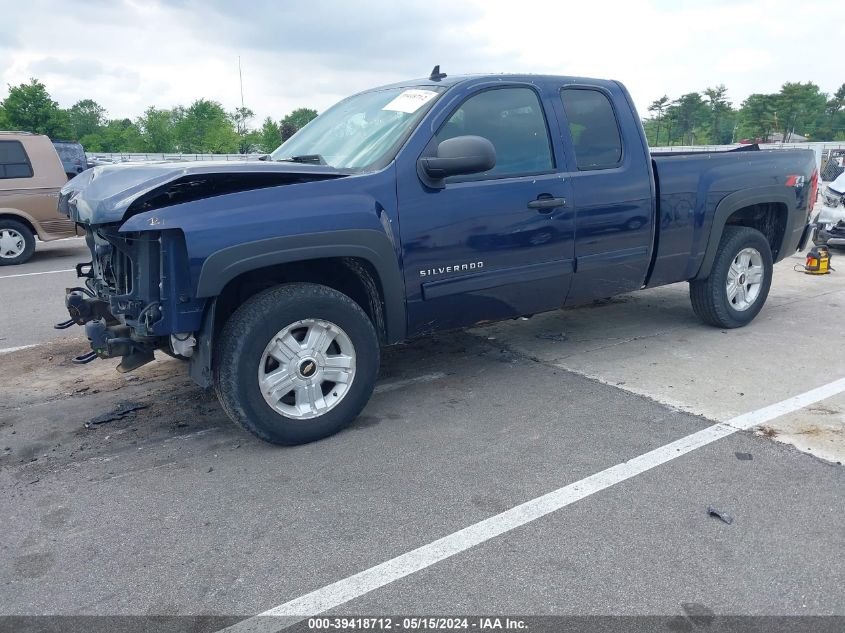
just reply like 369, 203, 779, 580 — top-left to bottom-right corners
258, 318, 356, 420
0, 229, 25, 259
726, 247, 764, 311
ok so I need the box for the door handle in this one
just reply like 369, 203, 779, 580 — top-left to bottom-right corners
528, 197, 566, 212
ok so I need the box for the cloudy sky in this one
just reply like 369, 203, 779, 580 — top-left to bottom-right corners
0, 0, 836, 123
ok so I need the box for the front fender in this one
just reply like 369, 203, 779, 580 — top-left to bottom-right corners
195, 229, 407, 343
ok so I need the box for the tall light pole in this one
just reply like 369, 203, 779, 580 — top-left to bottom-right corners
238, 56, 245, 109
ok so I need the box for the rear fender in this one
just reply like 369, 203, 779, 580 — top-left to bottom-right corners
694, 186, 797, 280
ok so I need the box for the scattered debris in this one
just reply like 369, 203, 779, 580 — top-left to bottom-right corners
86, 402, 149, 427
707, 505, 733, 524
757, 426, 778, 438
535, 333, 568, 342
735, 452, 753, 461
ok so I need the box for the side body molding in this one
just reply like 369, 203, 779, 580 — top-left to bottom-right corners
694, 186, 798, 280
195, 229, 407, 343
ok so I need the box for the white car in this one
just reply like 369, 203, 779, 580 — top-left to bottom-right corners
814, 172, 845, 247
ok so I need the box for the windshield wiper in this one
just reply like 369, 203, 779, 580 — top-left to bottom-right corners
276, 154, 328, 166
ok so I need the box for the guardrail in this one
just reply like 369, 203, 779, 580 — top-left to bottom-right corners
650, 142, 845, 182
86, 152, 265, 162
649, 142, 845, 153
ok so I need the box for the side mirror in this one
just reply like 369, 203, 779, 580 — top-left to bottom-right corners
418, 135, 496, 184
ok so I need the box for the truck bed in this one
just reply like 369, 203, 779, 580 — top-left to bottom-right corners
646, 146, 817, 287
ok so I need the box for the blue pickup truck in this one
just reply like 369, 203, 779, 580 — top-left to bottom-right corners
58, 70, 819, 444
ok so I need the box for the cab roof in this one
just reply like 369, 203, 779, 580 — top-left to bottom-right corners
375, 73, 618, 91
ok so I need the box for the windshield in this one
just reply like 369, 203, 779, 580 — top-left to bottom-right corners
270, 86, 446, 171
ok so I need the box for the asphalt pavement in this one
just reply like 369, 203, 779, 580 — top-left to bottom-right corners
0, 242, 842, 630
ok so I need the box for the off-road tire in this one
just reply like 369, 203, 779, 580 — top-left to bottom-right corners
213, 283, 380, 445
689, 226, 773, 328
0, 219, 36, 266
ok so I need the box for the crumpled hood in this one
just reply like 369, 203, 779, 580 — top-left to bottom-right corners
59, 160, 349, 225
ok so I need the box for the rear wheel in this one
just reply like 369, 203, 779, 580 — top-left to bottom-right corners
689, 226, 773, 328
0, 220, 35, 266
213, 283, 379, 445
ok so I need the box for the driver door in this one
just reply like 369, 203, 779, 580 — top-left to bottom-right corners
397, 85, 575, 335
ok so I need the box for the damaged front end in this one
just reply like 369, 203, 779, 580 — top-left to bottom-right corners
55, 159, 349, 374
56, 224, 196, 371
813, 176, 845, 247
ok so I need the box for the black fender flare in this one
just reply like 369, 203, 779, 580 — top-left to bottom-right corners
195, 229, 407, 343
694, 186, 797, 280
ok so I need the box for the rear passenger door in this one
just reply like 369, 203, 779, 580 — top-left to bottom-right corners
551, 84, 655, 304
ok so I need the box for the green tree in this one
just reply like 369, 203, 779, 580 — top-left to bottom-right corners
1, 78, 69, 137
280, 120, 297, 142
259, 117, 282, 152
647, 95, 669, 145
827, 84, 845, 118
775, 82, 826, 141
137, 107, 176, 152
0, 105, 8, 129
232, 106, 256, 153
737, 93, 776, 141
281, 107, 318, 132
665, 93, 708, 145
823, 84, 845, 141
174, 99, 239, 153
67, 99, 107, 139
82, 118, 143, 152
703, 85, 732, 144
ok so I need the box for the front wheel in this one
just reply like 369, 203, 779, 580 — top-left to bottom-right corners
689, 226, 773, 328
213, 283, 380, 445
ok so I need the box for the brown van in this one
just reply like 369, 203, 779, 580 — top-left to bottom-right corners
0, 132, 79, 265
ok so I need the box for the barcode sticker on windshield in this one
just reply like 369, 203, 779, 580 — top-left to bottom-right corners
382, 89, 438, 114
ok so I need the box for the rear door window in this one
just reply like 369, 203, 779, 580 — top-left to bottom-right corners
0, 140, 34, 179
560, 89, 623, 170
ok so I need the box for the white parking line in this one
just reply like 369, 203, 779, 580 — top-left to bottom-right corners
0, 268, 74, 280
220, 376, 845, 632
0, 344, 39, 355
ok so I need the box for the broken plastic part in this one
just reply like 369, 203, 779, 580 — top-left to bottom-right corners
707, 505, 733, 524
87, 402, 148, 426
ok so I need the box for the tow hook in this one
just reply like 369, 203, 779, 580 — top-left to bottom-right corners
72, 351, 98, 364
